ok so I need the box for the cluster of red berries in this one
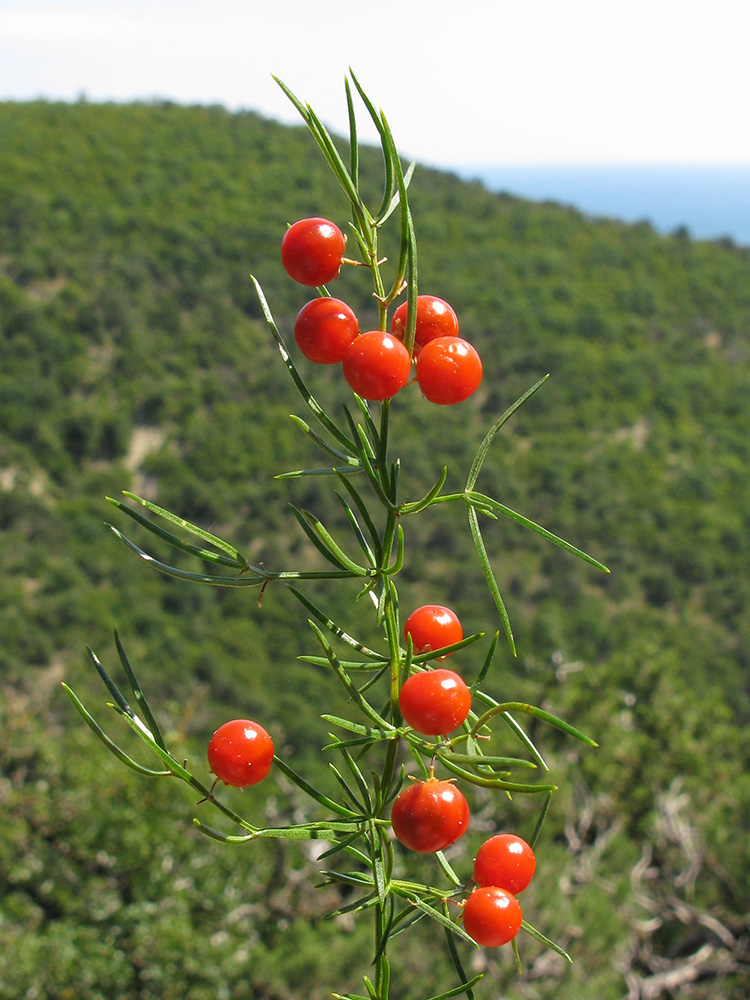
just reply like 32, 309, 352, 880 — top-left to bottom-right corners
281, 218, 483, 404
206, 602, 534, 948
390, 777, 535, 947
393, 603, 536, 947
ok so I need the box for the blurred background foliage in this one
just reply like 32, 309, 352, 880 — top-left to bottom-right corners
1, 99, 749, 999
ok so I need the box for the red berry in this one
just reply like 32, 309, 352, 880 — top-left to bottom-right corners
473, 834, 536, 894
399, 669, 471, 736
281, 217, 346, 286
403, 605, 463, 656
415, 337, 482, 405
294, 297, 359, 364
341, 330, 412, 401
462, 886, 523, 947
391, 777, 469, 853
391, 295, 459, 351
207, 719, 274, 788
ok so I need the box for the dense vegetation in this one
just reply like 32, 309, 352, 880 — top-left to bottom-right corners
1, 99, 749, 1000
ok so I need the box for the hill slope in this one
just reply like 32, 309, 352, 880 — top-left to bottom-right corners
1, 100, 749, 1000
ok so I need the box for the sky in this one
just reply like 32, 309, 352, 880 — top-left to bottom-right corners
1, 0, 749, 168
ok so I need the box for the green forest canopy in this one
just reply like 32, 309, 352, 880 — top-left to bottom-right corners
1, 99, 749, 1000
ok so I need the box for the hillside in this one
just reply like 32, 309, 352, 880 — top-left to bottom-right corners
1, 99, 749, 1000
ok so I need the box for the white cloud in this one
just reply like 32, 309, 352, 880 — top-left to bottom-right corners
1, 0, 749, 164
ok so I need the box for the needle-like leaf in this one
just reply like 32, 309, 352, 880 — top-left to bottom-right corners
465, 375, 550, 492
467, 504, 516, 655
61, 684, 171, 777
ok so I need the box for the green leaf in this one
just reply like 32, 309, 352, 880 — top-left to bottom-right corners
321, 732, 376, 752
333, 470, 383, 561
61, 684, 171, 777
334, 490, 376, 564
370, 822, 389, 905
529, 791, 554, 849
391, 889, 475, 946
192, 819, 256, 844
294, 505, 374, 576
106, 524, 262, 586
257, 822, 363, 840
442, 901, 482, 1000
399, 466, 448, 515
303, 102, 367, 226
521, 919, 573, 962
465, 375, 550, 492
323, 890, 379, 918
355, 427, 399, 512
352, 394, 381, 454
434, 851, 462, 888
87, 645, 133, 718
348, 70, 395, 224
467, 491, 610, 574
378, 160, 415, 229
114, 630, 166, 751
107, 494, 244, 568
341, 403, 377, 461
471, 693, 549, 769
409, 630, 485, 664
108, 522, 359, 586
288, 587, 381, 657
470, 701, 598, 747
288, 414, 359, 467
317, 829, 368, 861
387, 900, 428, 938
437, 752, 557, 793
309, 622, 394, 730
319, 869, 376, 890
406, 742, 431, 780
329, 763, 367, 811
301, 656, 389, 672
273, 77, 367, 227
345, 76, 359, 189
423, 977, 485, 1000
276, 465, 363, 480
117, 492, 243, 561
377, 109, 418, 355
512, 936, 523, 973
467, 504, 516, 656
320, 722, 395, 750
354, 662, 389, 699
108, 707, 189, 776
336, 739, 373, 810
383, 524, 404, 575
250, 274, 354, 451
272, 755, 360, 819
470, 630, 500, 692
446, 752, 536, 769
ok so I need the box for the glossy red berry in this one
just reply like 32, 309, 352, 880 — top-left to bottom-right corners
391, 295, 460, 352
207, 719, 274, 788
462, 886, 523, 947
403, 605, 463, 656
473, 834, 536, 894
341, 330, 412, 401
281, 217, 346, 286
415, 336, 482, 405
399, 669, 471, 736
391, 777, 470, 853
294, 297, 359, 364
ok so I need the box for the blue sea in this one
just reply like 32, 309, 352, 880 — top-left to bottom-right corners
454, 164, 750, 247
